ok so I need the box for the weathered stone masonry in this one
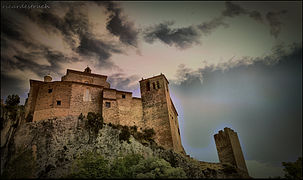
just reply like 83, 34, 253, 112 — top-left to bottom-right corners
214, 127, 249, 175
25, 67, 185, 154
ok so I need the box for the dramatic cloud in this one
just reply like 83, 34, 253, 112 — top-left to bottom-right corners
170, 43, 302, 177
1, 1, 140, 103
266, 10, 288, 39
143, 21, 201, 49
222, 1, 247, 17
222, 1, 263, 22
97, 1, 139, 47
197, 17, 229, 36
107, 73, 140, 91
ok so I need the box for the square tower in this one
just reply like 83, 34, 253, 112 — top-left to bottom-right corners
214, 127, 248, 174
140, 74, 184, 153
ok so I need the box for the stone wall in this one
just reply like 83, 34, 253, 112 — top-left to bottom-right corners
61, 69, 110, 88
102, 89, 144, 128
25, 80, 44, 119
69, 83, 103, 117
214, 128, 248, 175
33, 81, 72, 121
140, 75, 174, 150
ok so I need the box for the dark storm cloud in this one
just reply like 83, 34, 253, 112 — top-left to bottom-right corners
197, 17, 229, 36
107, 73, 140, 91
143, 21, 201, 49
143, 2, 267, 48
171, 43, 302, 169
222, 1, 263, 22
96, 1, 139, 47
266, 10, 288, 39
77, 33, 122, 68
1, 2, 137, 103
222, 1, 247, 17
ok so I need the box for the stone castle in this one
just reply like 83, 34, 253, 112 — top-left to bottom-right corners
25, 67, 184, 153
24, 67, 249, 175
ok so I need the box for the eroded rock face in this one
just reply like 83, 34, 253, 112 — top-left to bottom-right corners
1, 114, 248, 178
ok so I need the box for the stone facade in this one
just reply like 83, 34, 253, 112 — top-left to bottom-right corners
25, 68, 185, 154
214, 127, 249, 175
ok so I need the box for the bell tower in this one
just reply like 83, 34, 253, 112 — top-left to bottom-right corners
140, 74, 184, 153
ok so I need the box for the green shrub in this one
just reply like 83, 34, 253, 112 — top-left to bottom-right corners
119, 126, 131, 143
68, 152, 110, 178
282, 157, 302, 179
78, 113, 84, 121
143, 128, 156, 141
110, 154, 143, 178
26, 114, 33, 122
67, 153, 187, 179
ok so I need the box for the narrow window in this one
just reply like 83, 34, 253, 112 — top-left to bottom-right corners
157, 81, 160, 89
105, 102, 111, 108
48, 89, 52, 93
122, 94, 126, 99
153, 82, 156, 89
178, 129, 180, 135
57, 101, 61, 105
146, 82, 150, 91
83, 89, 90, 101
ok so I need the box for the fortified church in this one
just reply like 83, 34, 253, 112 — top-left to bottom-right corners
25, 67, 185, 153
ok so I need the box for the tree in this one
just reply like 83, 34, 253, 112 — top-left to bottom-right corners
5, 94, 20, 119
5, 94, 20, 107
282, 157, 302, 179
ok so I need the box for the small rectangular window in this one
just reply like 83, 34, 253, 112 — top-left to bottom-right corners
122, 94, 126, 99
105, 102, 111, 108
146, 82, 150, 91
48, 89, 52, 93
153, 82, 156, 89
57, 101, 61, 105
157, 81, 160, 89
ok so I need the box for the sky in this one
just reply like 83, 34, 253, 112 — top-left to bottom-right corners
1, 1, 302, 178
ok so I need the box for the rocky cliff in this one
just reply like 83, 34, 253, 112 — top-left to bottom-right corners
0, 105, 249, 178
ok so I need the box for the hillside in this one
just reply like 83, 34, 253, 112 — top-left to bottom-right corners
0, 105, 249, 178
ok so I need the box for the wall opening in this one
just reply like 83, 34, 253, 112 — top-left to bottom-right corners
146, 81, 150, 91
48, 89, 52, 93
157, 81, 160, 89
122, 94, 126, 99
57, 101, 61, 105
153, 82, 156, 89
105, 102, 111, 108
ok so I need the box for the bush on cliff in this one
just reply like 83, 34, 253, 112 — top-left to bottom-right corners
68, 152, 110, 178
68, 152, 187, 178
85, 112, 103, 142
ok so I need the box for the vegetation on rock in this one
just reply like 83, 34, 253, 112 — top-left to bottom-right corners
1, 148, 36, 179
85, 112, 103, 143
68, 152, 187, 178
282, 157, 302, 179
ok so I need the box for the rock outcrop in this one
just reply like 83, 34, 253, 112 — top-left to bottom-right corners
1, 105, 249, 178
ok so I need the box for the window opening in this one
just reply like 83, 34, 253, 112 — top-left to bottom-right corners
153, 82, 156, 89
122, 94, 126, 99
146, 82, 150, 91
48, 89, 52, 93
157, 81, 160, 89
105, 102, 111, 108
57, 101, 61, 105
